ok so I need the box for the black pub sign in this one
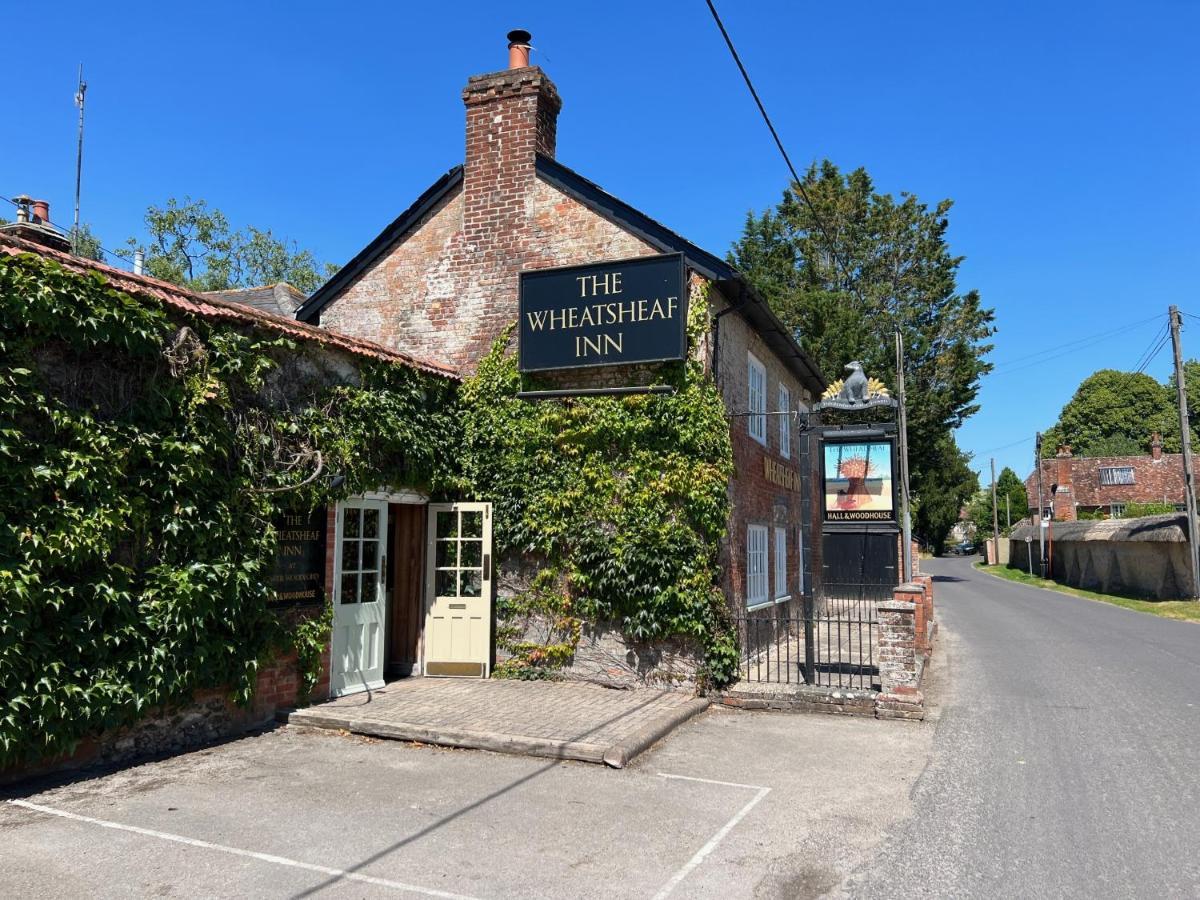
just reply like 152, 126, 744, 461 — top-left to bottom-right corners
269, 507, 327, 607
518, 253, 688, 372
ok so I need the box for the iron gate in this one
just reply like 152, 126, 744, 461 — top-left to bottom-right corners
736, 582, 889, 690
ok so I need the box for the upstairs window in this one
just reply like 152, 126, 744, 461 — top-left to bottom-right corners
1099, 466, 1135, 486
778, 384, 791, 458
747, 353, 766, 444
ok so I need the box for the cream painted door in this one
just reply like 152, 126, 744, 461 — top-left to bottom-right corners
424, 503, 492, 677
330, 499, 388, 696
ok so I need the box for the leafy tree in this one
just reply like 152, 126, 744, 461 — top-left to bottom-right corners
128, 197, 335, 294
914, 435, 979, 553
1041, 369, 1177, 457
967, 466, 1028, 537
729, 161, 994, 542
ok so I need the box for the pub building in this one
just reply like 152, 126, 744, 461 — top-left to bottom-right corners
292, 31, 834, 696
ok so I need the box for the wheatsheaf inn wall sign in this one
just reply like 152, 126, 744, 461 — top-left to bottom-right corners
518, 253, 688, 372
269, 507, 327, 606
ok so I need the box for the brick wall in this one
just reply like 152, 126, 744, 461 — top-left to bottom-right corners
715, 290, 816, 618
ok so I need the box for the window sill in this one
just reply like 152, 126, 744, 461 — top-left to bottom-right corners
747, 596, 791, 612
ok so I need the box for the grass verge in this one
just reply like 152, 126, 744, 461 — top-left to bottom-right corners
974, 563, 1200, 623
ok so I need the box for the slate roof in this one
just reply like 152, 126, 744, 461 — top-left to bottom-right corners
203, 283, 308, 318
295, 157, 826, 395
0, 234, 458, 378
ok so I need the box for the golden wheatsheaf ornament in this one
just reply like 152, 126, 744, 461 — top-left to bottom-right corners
822, 377, 890, 401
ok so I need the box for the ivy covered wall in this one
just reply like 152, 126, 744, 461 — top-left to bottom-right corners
456, 283, 738, 685
0, 251, 456, 766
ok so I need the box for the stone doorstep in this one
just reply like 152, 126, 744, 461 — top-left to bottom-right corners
281, 697, 710, 769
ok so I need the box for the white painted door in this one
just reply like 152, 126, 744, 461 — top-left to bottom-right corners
330, 499, 388, 696
424, 503, 492, 677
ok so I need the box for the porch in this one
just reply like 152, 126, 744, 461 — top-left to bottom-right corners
284, 677, 709, 768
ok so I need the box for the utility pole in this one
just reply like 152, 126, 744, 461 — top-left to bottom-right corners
1006, 494, 1011, 531
991, 457, 1000, 566
895, 327, 912, 581
1169, 305, 1200, 599
1036, 432, 1047, 576
72, 64, 87, 254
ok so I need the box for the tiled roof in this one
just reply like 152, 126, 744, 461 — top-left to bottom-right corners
0, 234, 458, 379
1024, 453, 1185, 509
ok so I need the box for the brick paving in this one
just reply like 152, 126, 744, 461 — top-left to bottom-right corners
284, 678, 708, 767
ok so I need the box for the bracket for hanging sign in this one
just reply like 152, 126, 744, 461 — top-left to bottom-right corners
516, 384, 677, 401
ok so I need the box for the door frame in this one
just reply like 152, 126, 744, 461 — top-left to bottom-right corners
327, 489, 428, 698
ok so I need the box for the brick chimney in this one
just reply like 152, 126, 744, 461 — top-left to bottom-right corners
1151, 431, 1163, 461
1052, 445, 1075, 521
455, 30, 563, 365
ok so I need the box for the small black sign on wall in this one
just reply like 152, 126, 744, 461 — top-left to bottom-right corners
269, 507, 327, 607
518, 253, 688, 372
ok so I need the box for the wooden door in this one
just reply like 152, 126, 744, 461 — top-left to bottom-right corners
423, 503, 492, 677
330, 499, 388, 696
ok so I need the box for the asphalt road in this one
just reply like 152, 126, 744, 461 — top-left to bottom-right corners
845, 556, 1200, 899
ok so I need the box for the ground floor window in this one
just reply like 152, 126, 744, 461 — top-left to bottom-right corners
796, 525, 805, 596
747, 524, 768, 607
774, 527, 788, 600
1110, 503, 1125, 518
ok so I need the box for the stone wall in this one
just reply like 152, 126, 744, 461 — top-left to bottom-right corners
1009, 515, 1195, 598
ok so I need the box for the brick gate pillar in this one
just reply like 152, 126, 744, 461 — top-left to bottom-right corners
876, 584, 925, 720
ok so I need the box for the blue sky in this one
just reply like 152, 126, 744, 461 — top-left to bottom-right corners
4, 1, 1197, 483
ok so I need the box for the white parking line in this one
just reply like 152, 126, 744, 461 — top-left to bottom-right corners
5, 799, 485, 900
651, 773, 772, 899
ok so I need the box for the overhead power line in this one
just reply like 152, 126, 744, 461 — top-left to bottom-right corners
704, 0, 860, 295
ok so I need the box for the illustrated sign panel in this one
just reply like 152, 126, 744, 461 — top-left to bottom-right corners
518, 253, 687, 372
270, 507, 327, 606
823, 441, 895, 522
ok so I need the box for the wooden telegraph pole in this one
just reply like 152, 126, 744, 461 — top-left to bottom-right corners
1168, 305, 1200, 599
991, 457, 1000, 566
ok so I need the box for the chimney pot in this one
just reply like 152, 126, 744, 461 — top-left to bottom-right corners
31, 199, 50, 225
507, 29, 532, 69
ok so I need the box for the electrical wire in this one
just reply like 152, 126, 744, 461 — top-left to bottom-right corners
988, 314, 1163, 374
703, 0, 862, 297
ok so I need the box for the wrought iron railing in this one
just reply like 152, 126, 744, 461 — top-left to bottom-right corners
735, 582, 891, 691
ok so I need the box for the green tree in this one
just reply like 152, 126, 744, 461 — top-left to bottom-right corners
128, 197, 335, 294
967, 466, 1028, 537
914, 435, 979, 553
1041, 369, 1176, 457
729, 162, 994, 543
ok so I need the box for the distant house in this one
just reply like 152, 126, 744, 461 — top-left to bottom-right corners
1024, 435, 1186, 521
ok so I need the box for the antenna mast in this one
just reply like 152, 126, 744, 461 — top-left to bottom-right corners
73, 64, 87, 253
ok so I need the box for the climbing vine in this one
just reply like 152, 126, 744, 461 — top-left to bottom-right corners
458, 282, 738, 685
0, 251, 457, 766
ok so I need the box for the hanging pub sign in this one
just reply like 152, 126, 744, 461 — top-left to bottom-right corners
269, 507, 327, 607
518, 253, 688, 372
822, 439, 897, 522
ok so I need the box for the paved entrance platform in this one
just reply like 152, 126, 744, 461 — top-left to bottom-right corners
283, 678, 709, 767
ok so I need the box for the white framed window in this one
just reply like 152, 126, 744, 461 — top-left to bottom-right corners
796, 525, 805, 596
1110, 503, 1126, 518
774, 527, 788, 600
778, 384, 791, 458
747, 353, 766, 444
1099, 466, 1135, 486
746, 524, 769, 607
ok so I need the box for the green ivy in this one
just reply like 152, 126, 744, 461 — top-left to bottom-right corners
0, 252, 455, 766
457, 283, 738, 686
